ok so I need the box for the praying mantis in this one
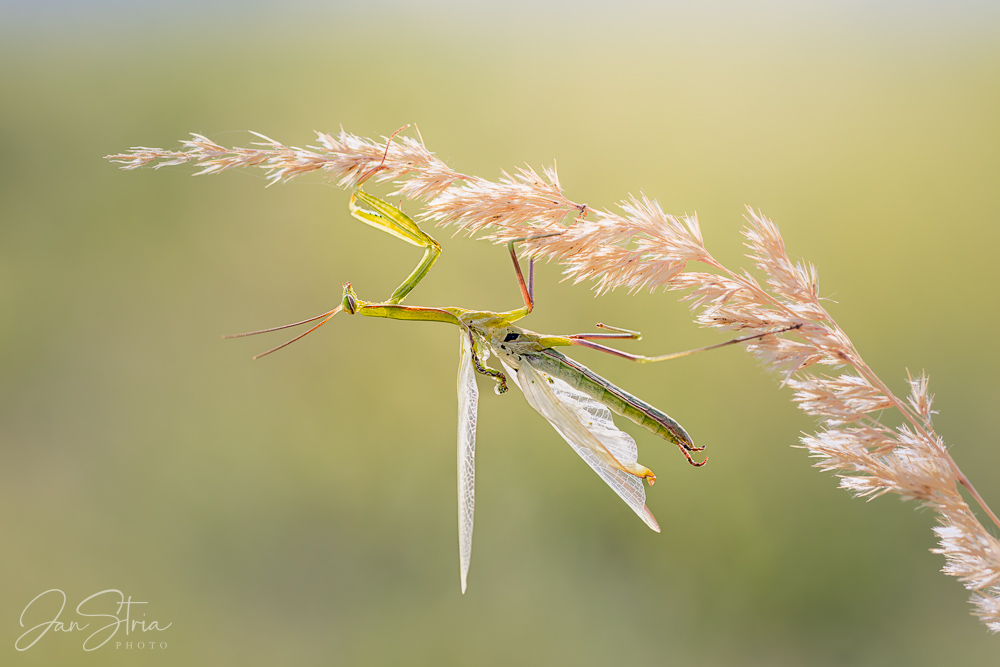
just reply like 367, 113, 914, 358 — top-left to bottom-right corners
227, 171, 795, 593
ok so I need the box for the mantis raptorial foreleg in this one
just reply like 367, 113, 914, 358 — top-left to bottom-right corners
348, 190, 441, 304
333, 124, 442, 304
224, 190, 441, 358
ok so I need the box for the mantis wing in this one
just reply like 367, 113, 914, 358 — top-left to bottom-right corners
502, 359, 660, 532
457, 331, 480, 593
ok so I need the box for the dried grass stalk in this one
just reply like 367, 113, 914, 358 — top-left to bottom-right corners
107, 130, 1000, 630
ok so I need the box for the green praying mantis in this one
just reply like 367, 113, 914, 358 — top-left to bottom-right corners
222, 156, 797, 593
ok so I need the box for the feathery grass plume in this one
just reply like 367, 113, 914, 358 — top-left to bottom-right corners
106, 129, 1000, 630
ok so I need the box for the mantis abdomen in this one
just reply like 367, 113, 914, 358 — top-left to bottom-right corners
530, 348, 695, 452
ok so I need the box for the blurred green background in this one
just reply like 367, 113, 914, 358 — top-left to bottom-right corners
2, 1, 999, 664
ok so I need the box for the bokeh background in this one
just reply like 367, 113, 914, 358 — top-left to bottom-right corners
2, 1, 999, 664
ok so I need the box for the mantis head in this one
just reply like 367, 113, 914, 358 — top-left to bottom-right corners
341, 282, 359, 315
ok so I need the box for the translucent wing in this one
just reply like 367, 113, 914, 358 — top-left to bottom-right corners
502, 359, 660, 532
457, 331, 480, 593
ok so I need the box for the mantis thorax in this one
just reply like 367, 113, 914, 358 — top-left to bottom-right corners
484, 325, 545, 369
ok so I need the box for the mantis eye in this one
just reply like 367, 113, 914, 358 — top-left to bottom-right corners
503, 332, 519, 342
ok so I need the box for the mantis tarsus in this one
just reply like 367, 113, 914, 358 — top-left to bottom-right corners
229, 177, 798, 594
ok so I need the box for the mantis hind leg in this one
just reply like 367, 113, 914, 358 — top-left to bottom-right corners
568, 324, 803, 363
567, 323, 642, 341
